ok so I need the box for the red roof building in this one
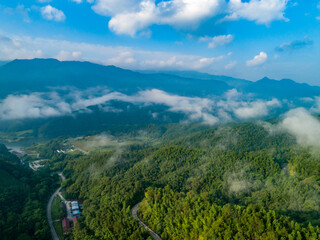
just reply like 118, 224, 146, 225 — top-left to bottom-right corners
62, 218, 70, 234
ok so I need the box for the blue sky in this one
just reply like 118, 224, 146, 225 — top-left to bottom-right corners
0, 0, 319, 84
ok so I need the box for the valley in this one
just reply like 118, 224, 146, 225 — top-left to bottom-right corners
2, 119, 320, 239
2, 1, 320, 239
1, 61, 320, 240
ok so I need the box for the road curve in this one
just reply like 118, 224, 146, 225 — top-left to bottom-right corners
47, 173, 65, 240
47, 186, 61, 240
131, 202, 162, 240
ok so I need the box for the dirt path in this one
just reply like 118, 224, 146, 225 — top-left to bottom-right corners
131, 202, 162, 240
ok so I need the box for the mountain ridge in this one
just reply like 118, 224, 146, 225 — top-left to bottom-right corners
0, 58, 231, 98
1, 58, 319, 100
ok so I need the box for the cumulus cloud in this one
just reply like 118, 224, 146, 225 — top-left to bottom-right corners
52, 0, 291, 36
41, 5, 66, 22
108, 1, 156, 36
225, 0, 289, 25
93, 0, 224, 36
275, 38, 313, 52
199, 34, 234, 48
89, 0, 289, 36
246, 52, 268, 67
280, 108, 320, 148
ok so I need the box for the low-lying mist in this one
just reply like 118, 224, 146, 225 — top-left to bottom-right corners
261, 107, 320, 149
1, 86, 320, 146
0, 87, 309, 124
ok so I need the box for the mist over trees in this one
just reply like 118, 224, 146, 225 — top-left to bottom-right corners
26, 122, 320, 240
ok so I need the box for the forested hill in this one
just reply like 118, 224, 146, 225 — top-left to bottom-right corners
139, 187, 320, 240
36, 122, 320, 239
0, 144, 57, 240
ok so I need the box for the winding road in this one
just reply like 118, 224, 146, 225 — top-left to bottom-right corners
131, 203, 162, 240
47, 173, 65, 240
48, 173, 160, 240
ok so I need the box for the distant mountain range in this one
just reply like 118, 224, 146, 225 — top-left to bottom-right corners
0, 58, 319, 100
0, 59, 230, 98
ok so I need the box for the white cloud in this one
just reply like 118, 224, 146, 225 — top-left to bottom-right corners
225, 0, 289, 25
225, 89, 241, 99
140, 54, 225, 70
135, 89, 219, 124
86, 0, 290, 36
0, 32, 227, 72
0, 35, 44, 59
233, 99, 281, 119
71, 0, 83, 3
93, 0, 224, 36
108, 1, 156, 36
199, 34, 234, 48
217, 96, 281, 120
0, 88, 218, 124
281, 108, 320, 148
41, 5, 66, 22
0, 93, 72, 120
159, 0, 223, 26
246, 52, 268, 67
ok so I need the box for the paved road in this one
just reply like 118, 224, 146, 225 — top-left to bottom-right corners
47, 173, 65, 240
47, 186, 61, 240
58, 173, 66, 181
131, 203, 162, 240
